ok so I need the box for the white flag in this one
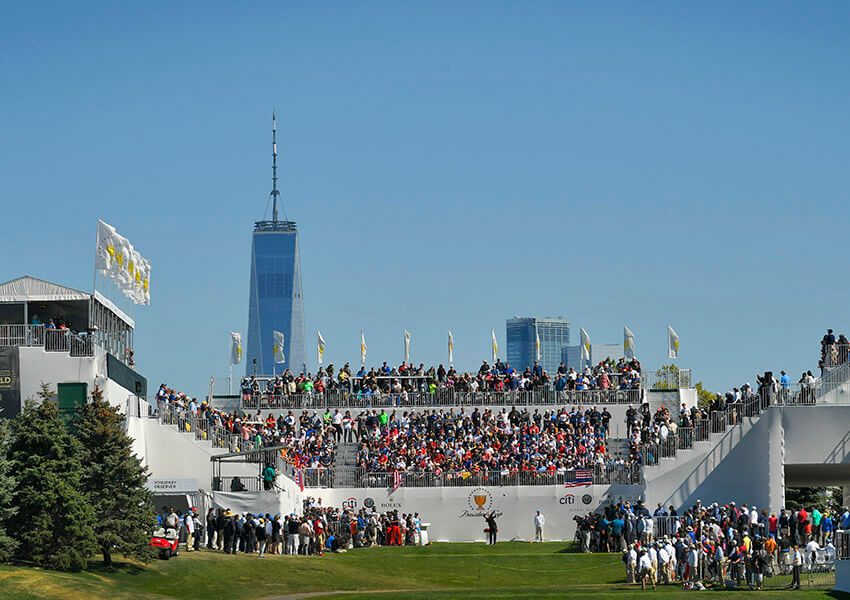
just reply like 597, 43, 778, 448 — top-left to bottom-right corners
317, 330, 326, 365
624, 326, 635, 360
95, 219, 151, 305
536, 329, 542, 361
668, 325, 679, 359
230, 332, 242, 365
580, 327, 591, 362
491, 328, 498, 363
273, 330, 285, 364
360, 330, 367, 364
403, 330, 411, 363
448, 329, 454, 365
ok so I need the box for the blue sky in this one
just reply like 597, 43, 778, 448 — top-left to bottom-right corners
2, 2, 848, 396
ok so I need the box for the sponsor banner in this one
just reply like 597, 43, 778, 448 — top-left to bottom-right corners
0, 347, 21, 419
147, 478, 199, 494
315, 483, 644, 542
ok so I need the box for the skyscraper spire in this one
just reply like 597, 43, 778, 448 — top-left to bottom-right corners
271, 111, 280, 222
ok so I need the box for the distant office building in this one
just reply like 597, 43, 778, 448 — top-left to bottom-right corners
245, 115, 307, 376
564, 343, 622, 372
506, 317, 570, 375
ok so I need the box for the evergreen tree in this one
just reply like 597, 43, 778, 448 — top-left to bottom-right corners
0, 420, 18, 561
7, 385, 96, 571
75, 388, 155, 566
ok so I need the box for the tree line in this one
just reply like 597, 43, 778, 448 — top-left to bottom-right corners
0, 384, 154, 571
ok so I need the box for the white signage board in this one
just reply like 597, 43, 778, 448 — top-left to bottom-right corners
147, 478, 198, 494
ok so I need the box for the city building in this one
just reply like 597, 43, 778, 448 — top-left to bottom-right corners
505, 317, 570, 375
245, 115, 307, 376
564, 343, 622, 372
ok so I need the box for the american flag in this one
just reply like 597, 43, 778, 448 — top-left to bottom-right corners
295, 469, 304, 492
391, 471, 405, 493
564, 469, 593, 488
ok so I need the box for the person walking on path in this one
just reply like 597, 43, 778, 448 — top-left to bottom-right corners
534, 510, 545, 543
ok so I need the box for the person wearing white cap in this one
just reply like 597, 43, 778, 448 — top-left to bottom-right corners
534, 510, 545, 543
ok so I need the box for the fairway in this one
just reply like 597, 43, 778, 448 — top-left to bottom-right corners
0, 543, 843, 600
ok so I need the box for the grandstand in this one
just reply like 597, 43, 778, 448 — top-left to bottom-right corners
122, 339, 850, 546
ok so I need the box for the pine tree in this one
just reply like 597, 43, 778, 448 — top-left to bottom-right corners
7, 385, 96, 571
75, 388, 155, 566
0, 420, 18, 561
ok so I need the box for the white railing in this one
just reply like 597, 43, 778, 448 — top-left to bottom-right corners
822, 344, 850, 369
236, 388, 643, 410
356, 465, 641, 488
0, 324, 94, 357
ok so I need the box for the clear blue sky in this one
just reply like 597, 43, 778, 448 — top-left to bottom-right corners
2, 2, 848, 397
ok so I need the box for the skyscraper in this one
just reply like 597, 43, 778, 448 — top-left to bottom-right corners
505, 317, 570, 376
246, 114, 307, 376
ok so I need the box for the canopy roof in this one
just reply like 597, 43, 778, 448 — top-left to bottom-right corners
0, 276, 91, 303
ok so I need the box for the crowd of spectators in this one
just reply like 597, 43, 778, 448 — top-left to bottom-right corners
821, 329, 849, 370
155, 499, 425, 558
574, 498, 847, 589
239, 357, 643, 401
353, 405, 624, 476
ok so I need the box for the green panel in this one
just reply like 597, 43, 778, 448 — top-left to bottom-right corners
56, 382, 87, 413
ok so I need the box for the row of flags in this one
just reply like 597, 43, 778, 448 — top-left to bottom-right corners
227, 325, 682, 367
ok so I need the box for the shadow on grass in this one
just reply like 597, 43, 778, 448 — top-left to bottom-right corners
86, 559, 149, 575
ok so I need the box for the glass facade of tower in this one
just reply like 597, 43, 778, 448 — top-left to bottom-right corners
505, 317, 570, 376
246, 221, 306, 377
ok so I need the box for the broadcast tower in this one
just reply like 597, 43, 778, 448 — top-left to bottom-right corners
245, 113, 307, 376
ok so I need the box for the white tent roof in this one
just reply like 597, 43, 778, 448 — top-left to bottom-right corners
0, 276, 91, 303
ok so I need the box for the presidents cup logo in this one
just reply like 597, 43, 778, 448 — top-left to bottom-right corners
458, 488, 503, 518
582, 494, 593, 505
467, 488, 492, 512
363, 497, 375, 509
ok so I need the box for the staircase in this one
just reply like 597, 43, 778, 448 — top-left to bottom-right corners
332, 442, 359, 488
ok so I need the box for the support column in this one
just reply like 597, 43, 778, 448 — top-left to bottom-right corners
843, 486, 850, 508
766, 408, 785, 512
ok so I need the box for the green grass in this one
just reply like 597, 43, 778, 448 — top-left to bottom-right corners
0, 543, 844, 600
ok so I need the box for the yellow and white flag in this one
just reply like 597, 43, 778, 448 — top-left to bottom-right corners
448, 329, 454, 365
491, 328, 498, 363
273, 330, 285, 364
317, 330, 326, 365
95, 219, 151, 305
403, 330, 411, 363
230, 332, 242, 365
580, 327, 591, 362
360, 330, 367, 364
624, 326, 635, 361
667, 325, 679, 359
536, 330, 542, 361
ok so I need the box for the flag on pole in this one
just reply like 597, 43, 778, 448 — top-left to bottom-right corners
624, 326, 635, 360
491, 328, 498, 363
360, 330, 367, 364
391, 471, 406, 493
317, 330, 326, 365
668, 325, 679, 359
403, 330, 411, 363
448, 329, 454, 365
273, 330, 285, 363
536, 329, 542, 361
295, 469, 304, 492
230, 332, 242, 365
580, 327, 591, 362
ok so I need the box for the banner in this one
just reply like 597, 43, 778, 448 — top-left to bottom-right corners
317, 330, 326, 365
273, 330, 285, 364
448, 329, 454, 365
230, 332, 242, 365
0, 347, 21, 419
668, 325, 679, 359
360, 330, 367, 365
580, 327, 591, 362
95, 219, 151, 305
624, 326, 635, 361
491, 329, 498, 363
403, 330, 411, 363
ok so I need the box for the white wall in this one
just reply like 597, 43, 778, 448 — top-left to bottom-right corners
18, 346, 98, 404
